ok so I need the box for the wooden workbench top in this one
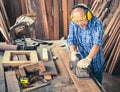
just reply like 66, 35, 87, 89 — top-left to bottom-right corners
0, 40, 104, 92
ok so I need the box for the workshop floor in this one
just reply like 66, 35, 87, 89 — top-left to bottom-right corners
103, 73, 120, 92
0, 51, 120, 92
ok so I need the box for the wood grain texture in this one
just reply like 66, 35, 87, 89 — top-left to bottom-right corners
54, 47, 101, 92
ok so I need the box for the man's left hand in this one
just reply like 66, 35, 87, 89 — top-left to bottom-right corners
77, 56, 92, 69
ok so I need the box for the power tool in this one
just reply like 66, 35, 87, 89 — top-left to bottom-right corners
69, 52, 91, 78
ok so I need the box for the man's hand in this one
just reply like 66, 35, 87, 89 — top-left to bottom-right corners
71, 51, 80, 61
77, 56, 92, 69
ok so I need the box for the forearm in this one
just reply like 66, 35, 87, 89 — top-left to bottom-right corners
88, 44, 99, 59
69, 45, 77, 53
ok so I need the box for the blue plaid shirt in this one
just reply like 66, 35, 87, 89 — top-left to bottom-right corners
67, 16, 105, 72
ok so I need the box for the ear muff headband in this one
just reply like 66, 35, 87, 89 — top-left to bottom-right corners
72, 4, 93, 20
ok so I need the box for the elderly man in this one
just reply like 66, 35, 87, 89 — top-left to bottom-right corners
67, 4, 105, 84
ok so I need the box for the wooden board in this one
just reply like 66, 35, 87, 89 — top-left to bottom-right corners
2, 50, 38, 67
45, 0, 54, 39
42, 48, 49, 61
39, 0, 50, 39
5, 71, 21, 92
0, 64, 6, 92
53, 0, 59, 39
62, 0, 68, 38
55, 47, 102, 92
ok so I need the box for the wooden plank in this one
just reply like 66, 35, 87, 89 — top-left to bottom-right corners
99, 8, 108, 21
0, 42, 17, 51
55, 47, 101, 92
96, 0, 109, 18
0, 0, 10, 28
45, 0, 54, 39
0, 13, 10, 43
83, 0, 89, 6
62, 0, 68, 38
104, 5, 120, 35
77, 0, 84, 4
104, 32, 119, 72
21, 0, 27, 14
5, 71, 21, 92
103, 19, 120, 58
109, 35, 120, 74
25, 0, 30, 13
67, 0, 74, 25
19, 66, 26, 77
42, 48, 49, 61
53, 0, 59, 39
39, 0, 50, 39
0, 64, 6, 92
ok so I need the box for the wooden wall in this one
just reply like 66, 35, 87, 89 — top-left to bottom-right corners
3, 0, 93, 40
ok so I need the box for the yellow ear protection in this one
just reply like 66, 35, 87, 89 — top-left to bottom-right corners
71, 4, 93, 21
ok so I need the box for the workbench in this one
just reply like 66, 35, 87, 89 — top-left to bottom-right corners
0, 40, 105, 92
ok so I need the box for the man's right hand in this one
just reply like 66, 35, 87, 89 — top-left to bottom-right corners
71, 51, 80, 61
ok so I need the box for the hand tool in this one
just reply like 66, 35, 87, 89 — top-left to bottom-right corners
20, 77, 29, 85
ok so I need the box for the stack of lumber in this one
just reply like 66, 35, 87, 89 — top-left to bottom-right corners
0, 0, 10, 43
91, 0, 120, 75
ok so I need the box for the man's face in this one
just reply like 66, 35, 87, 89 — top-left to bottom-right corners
71, 8, 88, 29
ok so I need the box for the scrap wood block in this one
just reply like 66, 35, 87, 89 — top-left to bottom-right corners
2, 50, 38, 67
42, 48, 49, 61
19, 62, 46, 77
5, 71, 21, 92
44, 74, 52, 80
19, 66, 26, 77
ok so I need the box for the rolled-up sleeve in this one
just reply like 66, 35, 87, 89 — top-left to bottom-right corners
67, 22, 77, 47
93, 21, 104, 46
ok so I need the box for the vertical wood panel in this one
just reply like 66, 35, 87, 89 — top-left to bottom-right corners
39, 0, 50, 39
45, 0, 54, 39
21, 0, 27, 14
30, 0, 45, 39
62, 0, 68, 38
59, 0, 64, 38
0, 0, 10, 28
67, 0, 74, 25
54, 0, 59, 39
78, 0, 84, 4
0, 12, 10, 43
25, 0, 30, 13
